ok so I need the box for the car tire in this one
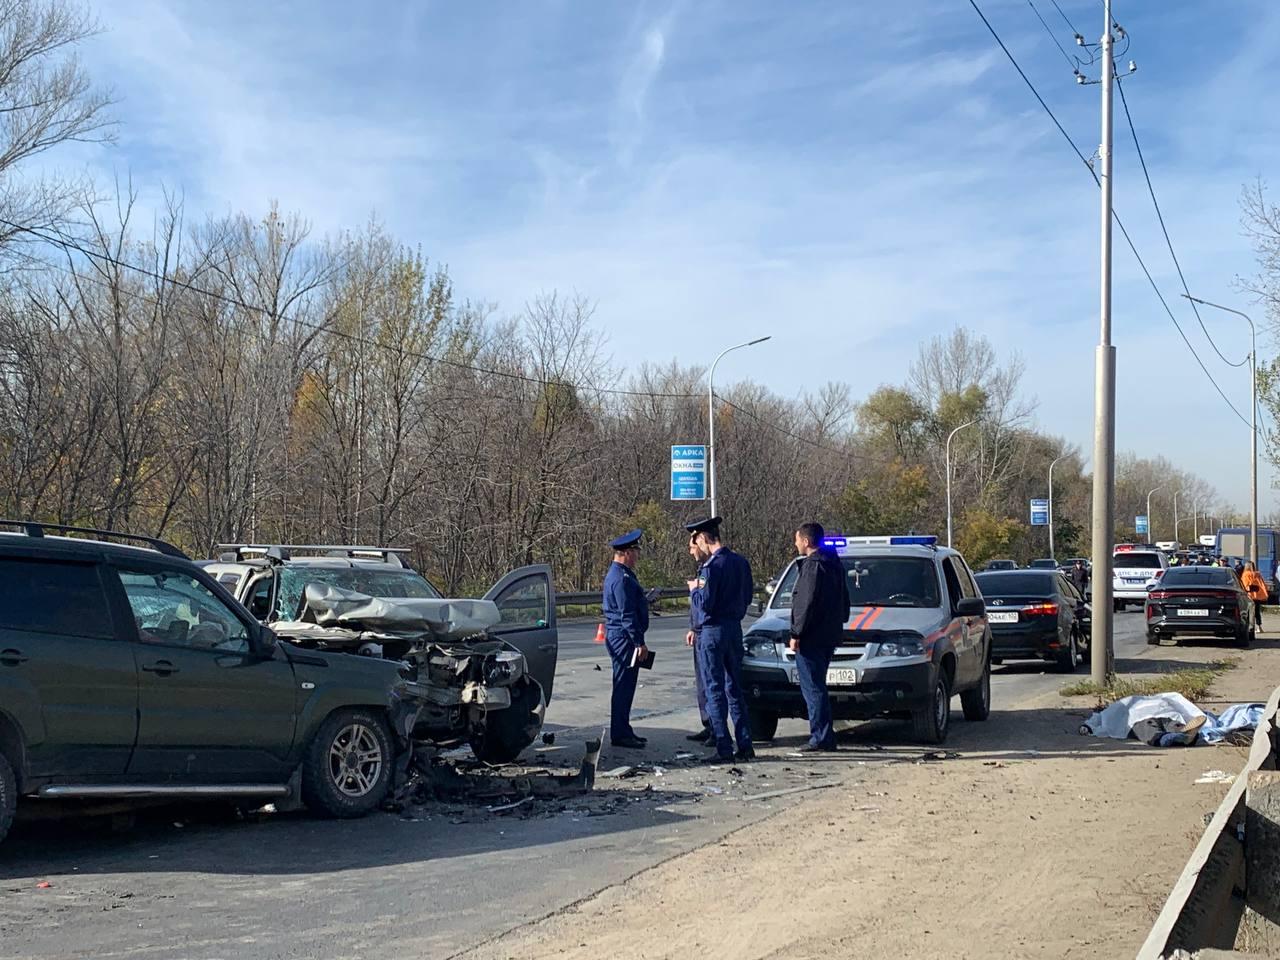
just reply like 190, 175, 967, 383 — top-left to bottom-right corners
470, 676, 545, 765
747, 706, 779, 742
912, 669, 951, 744
1146, 630, 1160, 645
1054, 631, 1079, 673
960, 659, 991, 722
301, 709, 395, 818
1236, 627, 1251, 649
1113, 599, 1124, 613
0, 751, 15, 847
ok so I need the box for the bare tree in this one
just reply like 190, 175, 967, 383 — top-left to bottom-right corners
0, 0, 114, 249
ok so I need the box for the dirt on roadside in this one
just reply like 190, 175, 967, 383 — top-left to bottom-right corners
458, 639, 1280, 960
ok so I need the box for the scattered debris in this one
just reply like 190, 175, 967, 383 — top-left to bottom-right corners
1194, 770, 1235, 785
35, 881, 52, 889
593, 664, 602, 671
541, 732, 556, 746
487, 796, 535, 813
742, 782, 837, 802
918, 751, 960, 763
600, 766, 637, 779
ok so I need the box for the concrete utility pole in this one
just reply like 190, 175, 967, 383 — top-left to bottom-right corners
1049, 455, 1067, 560
1090, 0, 1117, 686
1185, 296, 1259, 569
946, 419, 980, 548
1147, 485, 1164, 544
707, 336, 770, 518
1173, 489, 1182, 542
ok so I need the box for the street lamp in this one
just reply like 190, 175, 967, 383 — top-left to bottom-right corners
1048, 455, 1067, 561
945, 419, 980, 548
707, 336, 771, 517
1184, 295, 1259, 569
1172, 489, 1183, 544
1146, 485, 1164, 544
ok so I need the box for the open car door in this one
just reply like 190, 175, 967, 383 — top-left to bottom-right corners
483, 564, 558, 702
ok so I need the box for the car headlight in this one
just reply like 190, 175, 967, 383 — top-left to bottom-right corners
744, 629, 786, 660
875, 633, 924, 658
484, 650, 525, 685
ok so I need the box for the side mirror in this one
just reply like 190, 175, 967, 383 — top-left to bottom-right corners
257, 625, 279, 657
956, 597, 985, 618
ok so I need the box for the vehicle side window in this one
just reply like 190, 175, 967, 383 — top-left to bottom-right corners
115, 567, 252, 654
956, 559, 980, 599
493, 576, 549, 628
940, 558, 967, 608
0, 557, 115, 639
247, 575, 274, 621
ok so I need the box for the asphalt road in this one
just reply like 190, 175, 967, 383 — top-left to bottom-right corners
0, 609, 1154, 960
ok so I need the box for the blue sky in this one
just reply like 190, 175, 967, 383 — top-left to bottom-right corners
73, 0, 1280, 512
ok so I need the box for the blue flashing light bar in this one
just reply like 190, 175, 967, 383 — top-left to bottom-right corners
823, 535, 938, 548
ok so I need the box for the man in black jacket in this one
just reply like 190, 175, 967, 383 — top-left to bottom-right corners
789, 521, 851, 752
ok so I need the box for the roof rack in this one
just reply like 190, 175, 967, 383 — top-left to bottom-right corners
0, 520, 190, 560
214, 544, 410, 567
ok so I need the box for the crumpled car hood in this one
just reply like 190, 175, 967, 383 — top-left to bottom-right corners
295, 583, 502, 641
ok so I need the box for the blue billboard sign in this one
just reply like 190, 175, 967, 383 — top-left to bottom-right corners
671, 444, 707, 501
1030, 498, 1049, 526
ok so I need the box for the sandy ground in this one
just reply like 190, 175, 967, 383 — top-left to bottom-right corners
458, 638, 1280, 960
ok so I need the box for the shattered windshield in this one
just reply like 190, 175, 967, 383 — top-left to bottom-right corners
275, 566, 442, 620
772, 556, 941, 609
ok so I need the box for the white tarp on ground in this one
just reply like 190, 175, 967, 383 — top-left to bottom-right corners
1082, 693, 1265, 745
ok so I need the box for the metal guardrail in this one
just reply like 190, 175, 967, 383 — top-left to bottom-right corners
1138, 683, 1280, 958
556, 587, 690, 608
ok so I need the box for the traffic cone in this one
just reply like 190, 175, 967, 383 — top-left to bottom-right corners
594, 623, 606, 644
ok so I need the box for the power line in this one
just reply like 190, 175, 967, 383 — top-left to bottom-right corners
1026, 0, 1081, 73
0, 217, 702, 402
1115, 74, 1249, 368
1048, 0, 1082, 38
967, 0, 1253, 429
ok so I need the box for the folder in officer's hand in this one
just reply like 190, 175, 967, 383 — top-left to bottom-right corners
630, 646, 656, 670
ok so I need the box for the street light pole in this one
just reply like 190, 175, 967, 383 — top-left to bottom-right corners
1173, 489, 1182, 544
707, 336, 770, 518
1049, 455, 1066, 561
1090, 0, 1117, 686
1184, 295, 1259, 569
946, 419, 980, 548
1147, 485, 1164, 544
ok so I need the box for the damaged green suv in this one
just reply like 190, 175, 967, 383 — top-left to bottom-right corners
0, 521, 518, 848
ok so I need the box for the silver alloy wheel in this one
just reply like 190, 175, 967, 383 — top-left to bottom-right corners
934, 678, 949, 732
328, 723, 383, 798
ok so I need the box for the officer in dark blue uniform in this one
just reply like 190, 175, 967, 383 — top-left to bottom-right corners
602, 528, 649, 749
684, 532, 712, 742
687, 516, 755, 763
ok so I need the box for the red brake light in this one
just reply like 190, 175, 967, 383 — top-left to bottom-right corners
1022, 602, 1059, 616
1154, 569, 1164, 578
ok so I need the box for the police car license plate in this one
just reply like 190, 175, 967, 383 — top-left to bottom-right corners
1180, 608, 1209, 617
788, 668, 858, 685
988, 611, 1018, 623
1124, 577, 1145, 584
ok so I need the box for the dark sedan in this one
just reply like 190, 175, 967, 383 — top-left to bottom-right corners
1146, 566, 1254, 648
974, 569, 1090, 672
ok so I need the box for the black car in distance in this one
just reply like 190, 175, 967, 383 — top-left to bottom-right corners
1146, 565, 1255, 648
974, 569, 1090, 672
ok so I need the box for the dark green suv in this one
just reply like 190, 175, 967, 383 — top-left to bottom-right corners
0, 522, 419, 847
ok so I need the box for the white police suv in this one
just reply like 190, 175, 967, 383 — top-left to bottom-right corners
741, 535, 992, 744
